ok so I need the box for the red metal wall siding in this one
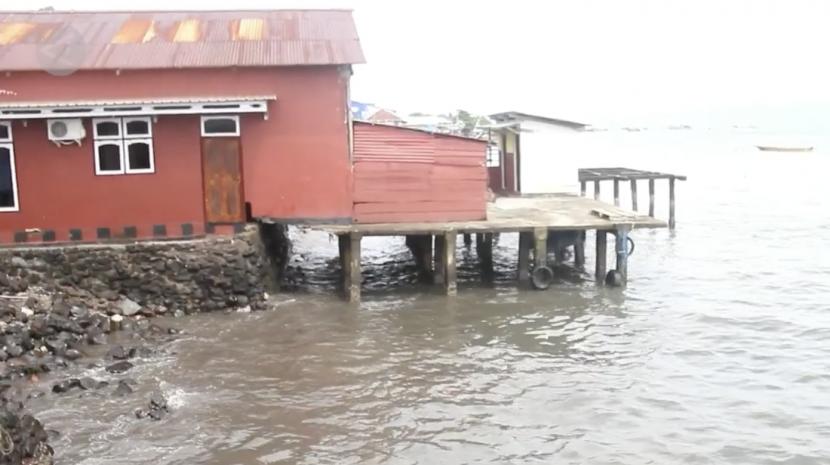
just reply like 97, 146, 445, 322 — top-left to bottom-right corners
0, 117, 204, 240
0, 67, 352, 228
352, 123, 487, 224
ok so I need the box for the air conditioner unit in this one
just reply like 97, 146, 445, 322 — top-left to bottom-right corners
47, 119, 86, 142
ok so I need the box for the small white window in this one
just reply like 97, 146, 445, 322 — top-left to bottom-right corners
0, 121, 12, 143
486, 144, 501, 167
0, 142, 19, 212
125, 139, 154, 173
201, 115, 240, 137
94, 140, 124, 175
93, 118, 122, 139
123, 117, 152, 137
92, 117, 154, 176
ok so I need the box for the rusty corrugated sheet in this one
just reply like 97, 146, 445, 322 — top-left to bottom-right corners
0, 9, 365, 71
352, 122, 488, 224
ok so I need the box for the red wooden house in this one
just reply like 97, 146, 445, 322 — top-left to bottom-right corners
0, 9, 363, 244
0, 9, 488, 246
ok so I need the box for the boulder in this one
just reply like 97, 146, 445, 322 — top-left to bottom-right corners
105, 361, 133, 374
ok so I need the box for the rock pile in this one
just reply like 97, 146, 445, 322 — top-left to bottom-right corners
0, 229, 277, 463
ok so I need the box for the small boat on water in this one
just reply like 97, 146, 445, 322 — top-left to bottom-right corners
756, 145, 814, 152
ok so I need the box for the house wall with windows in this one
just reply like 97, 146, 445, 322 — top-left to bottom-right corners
0, 67, 353, 244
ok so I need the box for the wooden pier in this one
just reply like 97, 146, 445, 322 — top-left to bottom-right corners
578, 168, 687, 229
317, 195, 664, 302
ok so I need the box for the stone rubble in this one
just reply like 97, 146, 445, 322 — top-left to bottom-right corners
0, 229, 277, 464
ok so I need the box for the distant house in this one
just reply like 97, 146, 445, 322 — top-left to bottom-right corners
366, 109, 404, 126
403, 114, 461, 134
485, 111, 588, 194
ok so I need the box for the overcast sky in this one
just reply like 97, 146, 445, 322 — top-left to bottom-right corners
6, 0, 830, 126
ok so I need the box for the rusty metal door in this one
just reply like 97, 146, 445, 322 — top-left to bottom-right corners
201, 138, 244, 223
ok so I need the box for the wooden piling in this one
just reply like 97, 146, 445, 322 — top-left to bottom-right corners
648, 179, 655, 217
613, 179, 620, 206
595, 230, 607, 284
442, 230, 457, 296
463, 233, 472, 247
533, 227, 548, 268
574, 231, 586, 268
341, 233, 362, 302
593, 180, 601, 200
476, 233, 494, 278
433, 235, 446, 285
669, 177, 677, 229
580, 180, 587, 197
615, 226, 630, 285
630, 180, 638, 211
517, 231, 532, 283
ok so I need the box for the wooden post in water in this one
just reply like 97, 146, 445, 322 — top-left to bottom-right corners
463, 233, 472, 247
594, 180, 601, 200
669, 177, 677, 229
630, 180, 638, 211
341, 233, 362, 302
648, 179, 655, 217
580, 180, 587, 197
442, 230, 457, 296
433, 235, 446, 285
533, 227, 548, 269
574, 231, 586, 268
595, 230, 607, 284
613, 179, 620, 207
615, 226, 630, 285
476, 233, 494, 278
517, 231, 532, 283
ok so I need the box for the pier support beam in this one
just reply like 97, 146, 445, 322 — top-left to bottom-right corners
614, 226, 631, 286
580, 180, 587, 197
433, 235, 446, 285
517, 231, 532, 283
574, 231, 586, 268
613, 179, 620, 207
463, 233, 472, 247
442, 231, 457, 296
648, 179, 655, 217
476, 233, 494, 278
533, 227, 548, 269
630, 180, 638, 211
406, 234, 433, 282
669, 177, 677, 229
339, 233, 362, 302
594, 180, 601, 200
595, 230, 607, 284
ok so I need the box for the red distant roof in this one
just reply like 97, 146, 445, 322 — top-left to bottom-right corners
366, 109, 403, 124
0, 9, 365, 72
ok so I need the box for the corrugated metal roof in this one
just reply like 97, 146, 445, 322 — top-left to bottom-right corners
0, 9, 365, 72
0, 95, 276, 108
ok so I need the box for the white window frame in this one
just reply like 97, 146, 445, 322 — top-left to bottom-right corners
94, 140, 125, 175
201, 115, 240, 137
124, 138, 155, 174
0, 121, 19, 212
92, 117, 154, 176
92, 117, 122, 140
123, 117, 153, 138
0, 121, 12, 143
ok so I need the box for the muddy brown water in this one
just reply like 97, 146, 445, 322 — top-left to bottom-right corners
26, 130, 830, 464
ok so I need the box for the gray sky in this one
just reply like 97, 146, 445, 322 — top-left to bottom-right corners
6, 0, 830, 125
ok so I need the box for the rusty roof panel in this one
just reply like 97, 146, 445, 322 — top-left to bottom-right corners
0, 9, 364, 71
0, 22, 35, 45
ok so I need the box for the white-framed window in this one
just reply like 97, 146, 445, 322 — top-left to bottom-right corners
93, 117, 154, 175
201, 115, 240, 137
486, 144, 501, 167
0, 121, 19, 212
